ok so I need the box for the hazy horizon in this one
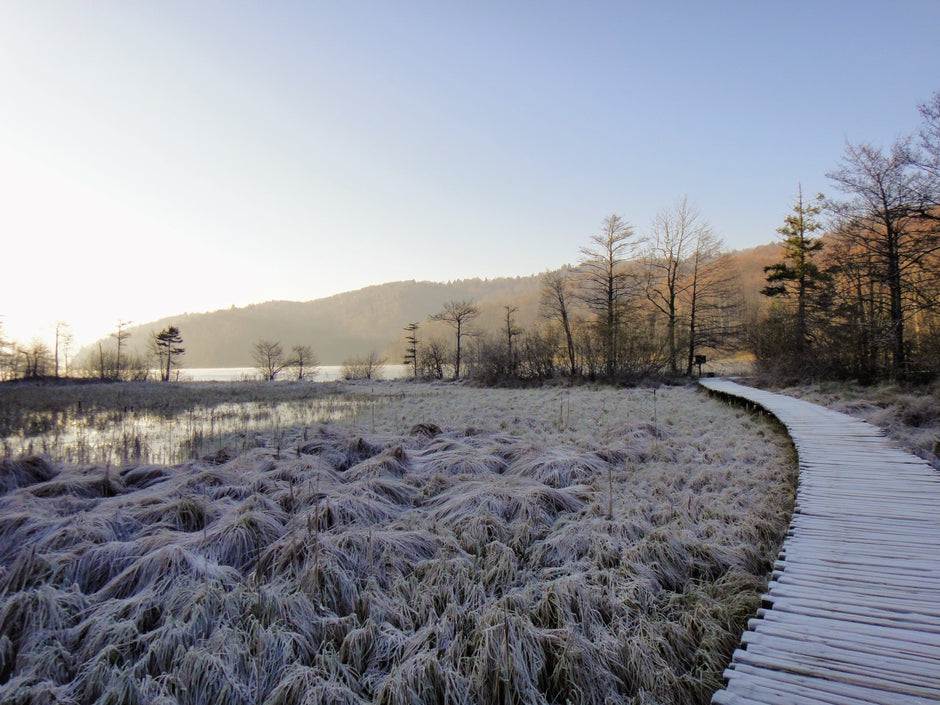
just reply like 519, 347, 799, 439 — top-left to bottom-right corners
2, 1, 939, 348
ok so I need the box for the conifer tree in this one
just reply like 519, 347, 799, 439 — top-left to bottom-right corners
153, 326, 185, 381
403, 322, 419, 379
762, 186, 827, 347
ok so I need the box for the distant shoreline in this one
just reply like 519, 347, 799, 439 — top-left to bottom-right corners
180, 364, 410, 382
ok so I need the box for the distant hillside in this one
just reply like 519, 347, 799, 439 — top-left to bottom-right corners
729, 241, 784, 317
101, 276, 547, 367
83, 242, 785, 368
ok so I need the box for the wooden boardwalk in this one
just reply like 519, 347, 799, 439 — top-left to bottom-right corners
700, 378, 940, 705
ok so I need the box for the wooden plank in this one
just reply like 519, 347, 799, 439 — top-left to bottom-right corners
772, 559, 940, 587
760, 583, 940, 618
730, 643, 940, 698
769, 572, 940, 600
740, 630, 940, 682
751, 609, 940, 648
743, 619, 940, 662
757, 594, 940, 631
702, 378, 940, 705
723, 663, 938, 705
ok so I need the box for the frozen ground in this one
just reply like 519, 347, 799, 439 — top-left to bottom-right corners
0, 383, 796, 705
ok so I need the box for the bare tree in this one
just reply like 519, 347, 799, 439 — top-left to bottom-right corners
419, 338, 449, 379
503, 306, 521, 375
341, 351, 386, 380
643, 197, 708, 374
95, 341, 111, 380
53, 321, 73, 379
827, 138, 940, 377
540, 269, 578, 376
578, 214, 643, 377
917, 91, 940, 182
111, 319, 132, 381
0, 319, 13, 381
252, 339, 291, 381
517, 326, 559, 380
291, 344, 318, 381
683, 229, 740, 376
431, 299, 479, 379
22, 338, 52, 378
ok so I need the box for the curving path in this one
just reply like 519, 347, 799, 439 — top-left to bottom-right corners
700, 378, 940, 705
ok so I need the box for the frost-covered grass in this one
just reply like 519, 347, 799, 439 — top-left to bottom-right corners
0, 383, 796, 704
769, 380, 940, 469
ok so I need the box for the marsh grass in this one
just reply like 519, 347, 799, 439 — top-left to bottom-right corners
0, 384, 796, 704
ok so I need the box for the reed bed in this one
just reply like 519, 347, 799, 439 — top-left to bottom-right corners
0, 384, 796, 704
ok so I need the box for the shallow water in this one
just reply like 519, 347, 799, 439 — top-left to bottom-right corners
180, 364, 410, 381
1, 395, 372, 465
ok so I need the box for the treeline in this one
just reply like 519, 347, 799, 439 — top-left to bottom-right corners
4, 93, 938, 386
0, 322, 187, 383
405, 92, 940, 385
403, 199, 744, 385
755, 93, 940, 382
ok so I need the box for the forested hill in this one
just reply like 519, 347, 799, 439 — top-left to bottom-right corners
108, 275, 548, 367
88, 242, 783, 367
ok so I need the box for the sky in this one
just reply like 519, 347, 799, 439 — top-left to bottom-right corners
1, 1, 939, 349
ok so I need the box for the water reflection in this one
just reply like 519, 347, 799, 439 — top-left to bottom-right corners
2, 396, 373, 466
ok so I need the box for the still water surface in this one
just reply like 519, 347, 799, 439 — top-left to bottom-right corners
181, 365, 409, 382
3, 391, 388, 466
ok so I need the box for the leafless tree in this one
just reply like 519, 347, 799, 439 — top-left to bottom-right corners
917, 91, 940, 183
53, 321, 73, 379
540, 269, 578, 376
643, 197, 709, 374
252, 339, 291, 381
111, 319, 132, 381
503, 306, 522, 375
517, 326, 559, 380
578, 214, 643, 377
94, 341, 111, 380
682, 229, 741, 376
291, 344, 318, 381
341, 350, 386, 380
0, 319, 13, 381
22, 338, 52, 378
827, 138, 940, 377
431, 299, 479, 379
419, 338, 449, 379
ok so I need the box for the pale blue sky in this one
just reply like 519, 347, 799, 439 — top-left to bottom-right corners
1, 1, 938, 347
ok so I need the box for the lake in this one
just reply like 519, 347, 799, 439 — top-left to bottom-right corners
179, 364, 410, 382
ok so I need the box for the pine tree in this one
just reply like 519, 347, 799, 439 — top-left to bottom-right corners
403, 323, 419, 379
153, 326, 185, 382
762, 186, 827, 347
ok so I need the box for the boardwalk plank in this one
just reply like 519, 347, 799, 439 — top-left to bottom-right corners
742, 619, 940, 662
740, 630, 940, 682
729, 647, 940, 698
722, 663, 938, 705
702, 378, 940, 705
